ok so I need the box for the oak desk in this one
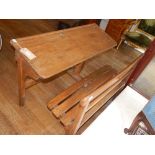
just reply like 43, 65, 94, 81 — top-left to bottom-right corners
10, 24, 117, 106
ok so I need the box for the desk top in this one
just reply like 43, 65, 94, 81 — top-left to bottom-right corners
10, 24, 117, 79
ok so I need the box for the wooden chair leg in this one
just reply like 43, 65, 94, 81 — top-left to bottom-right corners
17, 57, 26, 106
116, 38, 124, 50
142, 115, 155, 135
124, 111, 144, 134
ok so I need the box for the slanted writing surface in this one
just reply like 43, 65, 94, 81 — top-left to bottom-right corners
11, 24, 117, 79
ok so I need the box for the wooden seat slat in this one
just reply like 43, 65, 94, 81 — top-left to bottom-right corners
48, 56, 141, 134
60, 81, 124, 127
87, 80, 124, 112
47, 65, 113, 110
52, 69, 116, 118
81, 82, 124, 126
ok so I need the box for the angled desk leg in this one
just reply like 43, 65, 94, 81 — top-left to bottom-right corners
68, 62, 85, 81
16, 53, 40, 106
17, 56, 25, 106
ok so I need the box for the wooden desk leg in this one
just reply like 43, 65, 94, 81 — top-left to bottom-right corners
17, 57, 25, 106
16, 52, 40, 106
70, 62, 84, 81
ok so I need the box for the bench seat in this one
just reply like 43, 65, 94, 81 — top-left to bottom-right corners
47, 58, 140, 134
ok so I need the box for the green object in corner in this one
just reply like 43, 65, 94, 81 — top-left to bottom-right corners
125, 31, 152, 48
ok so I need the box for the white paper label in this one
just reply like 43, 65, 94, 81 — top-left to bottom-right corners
20, 48, 36, 60
12, 39, 17, 43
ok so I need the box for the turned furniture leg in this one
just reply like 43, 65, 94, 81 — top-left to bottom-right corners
17, 57, 26, 106
124, 111, 144, 134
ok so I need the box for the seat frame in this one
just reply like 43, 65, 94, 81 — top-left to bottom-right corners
47, 56, 141, 134
124, 111, 155, 135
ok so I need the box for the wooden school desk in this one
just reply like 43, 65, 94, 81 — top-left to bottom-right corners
10, 24, 117, 106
